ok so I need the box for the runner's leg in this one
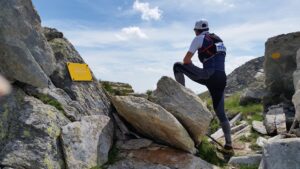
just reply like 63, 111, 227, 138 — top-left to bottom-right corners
173, 62, 213, 86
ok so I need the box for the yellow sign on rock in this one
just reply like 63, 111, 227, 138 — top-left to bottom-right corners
271, 53, 281, 60
67, 62, 93, 81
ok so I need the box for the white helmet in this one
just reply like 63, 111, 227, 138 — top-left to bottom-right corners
194, 19, 209, 30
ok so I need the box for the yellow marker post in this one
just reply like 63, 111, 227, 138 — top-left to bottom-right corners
67, 62, 93, 81
271, 53, 281, 60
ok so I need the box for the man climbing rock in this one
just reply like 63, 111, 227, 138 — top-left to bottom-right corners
173, 19, 233, 153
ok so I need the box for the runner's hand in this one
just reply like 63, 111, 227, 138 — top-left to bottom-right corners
183, 52, 193, 64
183, 57, 192, 64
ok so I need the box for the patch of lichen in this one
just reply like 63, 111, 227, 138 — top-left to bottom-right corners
0, 104, 10, 140
23, 130, 31, 137
44, 154, 55, 169
46, 123, 61, 138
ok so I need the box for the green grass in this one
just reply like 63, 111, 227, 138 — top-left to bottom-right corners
197, 137, 226, 167
224, 93, 263, 122
101, 82, 126, 96
209, 118, 220, 134
239, 131, 262, 151
146, 90, 153, 97
102, 82, 117, 95
238, 164, 259, 169
36, 94, 65, 112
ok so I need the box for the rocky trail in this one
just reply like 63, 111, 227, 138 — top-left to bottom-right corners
1, 0, 300, 169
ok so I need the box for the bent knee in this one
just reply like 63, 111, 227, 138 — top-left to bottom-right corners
173, 62, 183, 72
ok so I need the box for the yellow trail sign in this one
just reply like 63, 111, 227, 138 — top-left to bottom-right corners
67, 62, 93, 81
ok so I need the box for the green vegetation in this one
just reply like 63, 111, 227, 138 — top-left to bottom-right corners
36, 94, 65, 112
239, 131, 262, 151
91, 145, 121, 169
224, 93, 263, 123
238, 164, 259, 169
101, 82, 125, 96
209, 118, 220, 134
146, 90, 153, 97
197, 137, 226, 167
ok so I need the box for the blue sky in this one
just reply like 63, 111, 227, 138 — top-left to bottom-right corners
32, 0, 300, 93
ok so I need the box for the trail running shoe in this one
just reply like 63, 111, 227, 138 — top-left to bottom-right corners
222, 145, 235, 155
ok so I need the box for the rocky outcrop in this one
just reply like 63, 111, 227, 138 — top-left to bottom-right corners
151, 76, 212, 145
260, 138, 300, 169
225, 56, 264, 94
101, 81, 134, 95
111, 96, 196, 154
61, 115, 114, 169
0, 1, 114, 168
263, 32, 300, 109
44, 27, 111, 117
0, 88, 70, 169
0, 0, 55, 88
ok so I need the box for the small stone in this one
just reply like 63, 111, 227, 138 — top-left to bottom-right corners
256, 137, 267, 147
229, 154, 262, 166
252, 121, 267, 135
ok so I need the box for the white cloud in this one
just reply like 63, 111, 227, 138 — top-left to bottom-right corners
117, 26, 148, 40
133, 0, 162, 21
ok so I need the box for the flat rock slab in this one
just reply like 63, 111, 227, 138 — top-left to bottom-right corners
117, 147, 219, 169
252, 121, 267, 135
107, 158, 171, 169
151, 76, 212, 145
61, 115, 114, 169
229, 154, 262, 166
111, 96, 196, 154
261, 138, 300, 169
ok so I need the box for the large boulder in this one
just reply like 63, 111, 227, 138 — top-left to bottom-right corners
61, 115, 114, 169
0, 0, 55, 88
263, 32, 300, 109
150, 76, 212, 145
292, 49, 300, 122
239, 87, 266, 105
260, 138, 300, 169
293, 49, 300, 90
0, 87, 70, 169
111, 96, 196, 154
44, 27, 111, 117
